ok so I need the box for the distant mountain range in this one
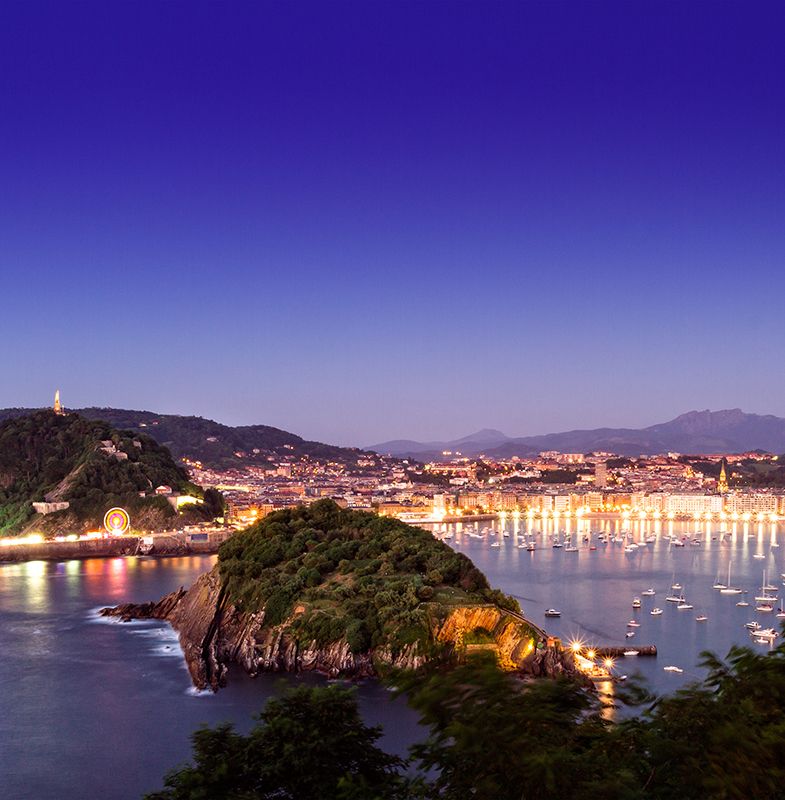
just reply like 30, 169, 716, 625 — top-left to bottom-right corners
0, 407, 367, 468
5, 406, 785, 466
370, 410, 785, 459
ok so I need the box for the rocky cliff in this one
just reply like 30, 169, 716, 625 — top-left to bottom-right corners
103, 566, 579, 691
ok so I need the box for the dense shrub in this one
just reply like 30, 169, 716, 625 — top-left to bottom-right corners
219, 500, 519, 651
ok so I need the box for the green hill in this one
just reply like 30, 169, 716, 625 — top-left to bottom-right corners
0, 407, 370, 467
218, 500, 520, 654
0, 410, 211, 536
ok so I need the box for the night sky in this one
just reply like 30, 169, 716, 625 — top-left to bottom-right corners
2, 2, 784, 446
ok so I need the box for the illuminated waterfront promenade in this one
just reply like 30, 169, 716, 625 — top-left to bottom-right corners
0, 528, 232, 563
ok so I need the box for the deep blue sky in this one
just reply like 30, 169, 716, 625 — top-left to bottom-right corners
2, 2, 784, 446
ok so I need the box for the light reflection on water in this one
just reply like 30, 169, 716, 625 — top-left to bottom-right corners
427, 515, 785, 694
0, 555, 420, 800
2, 522, 784, 800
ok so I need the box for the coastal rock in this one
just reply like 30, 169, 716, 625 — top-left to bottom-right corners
102, 566, 579, 691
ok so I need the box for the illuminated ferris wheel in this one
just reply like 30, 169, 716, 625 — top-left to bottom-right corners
103, 507, 130, 536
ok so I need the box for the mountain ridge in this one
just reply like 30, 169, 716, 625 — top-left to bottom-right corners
371, 409, 785, 458
0, 407, 368, 468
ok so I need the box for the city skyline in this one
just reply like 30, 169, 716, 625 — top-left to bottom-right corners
2, 2, 785, 444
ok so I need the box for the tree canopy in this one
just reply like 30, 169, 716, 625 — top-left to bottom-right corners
150, 633, 785, 800
218, 500, 516, 654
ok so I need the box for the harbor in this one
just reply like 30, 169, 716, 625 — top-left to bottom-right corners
426, 514, 785, 691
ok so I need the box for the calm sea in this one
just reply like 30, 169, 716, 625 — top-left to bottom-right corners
432, 515, 784, 692
0, 556, 418, 800
1, 518, 782, 799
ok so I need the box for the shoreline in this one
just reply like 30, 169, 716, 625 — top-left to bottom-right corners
0, 529, 233, 564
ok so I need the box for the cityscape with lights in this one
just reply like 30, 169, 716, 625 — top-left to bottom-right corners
3, 2, 785, 799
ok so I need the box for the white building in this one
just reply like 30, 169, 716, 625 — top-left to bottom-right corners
724, 494, 778, 515
664, 495, 723, 515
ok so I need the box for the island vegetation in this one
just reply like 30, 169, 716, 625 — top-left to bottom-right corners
0, 411, 219, 535
148, 637, 785, 799
218, 500, 519, 655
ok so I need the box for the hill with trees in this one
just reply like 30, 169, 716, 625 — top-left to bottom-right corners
149, 639, 785, 800
0, 406, 371, 467
0, 410, 217, 536
218, 500, 518, 654
104, 501, 564, 691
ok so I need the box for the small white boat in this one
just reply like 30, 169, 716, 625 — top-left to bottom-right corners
664, 666, 683, 673
695, 615, 708, 622
627, 620, 641, 627
674, 540, 686, 547
753, 553, 765, 559
564, 546, 578, 552
625, 631, 635, 638
671, 581, 682, 590
641, 588, 656, 596
651, 608, 663, 615
736, 601, 750, 607
623, 650, 639, 657
756, 603, 774, 613
666, 594, 685, 603
632, 597, 641, 608
677, 602, 694, 610
490, 542, 501, 548
745, 621, 762, 631
544, 608, 561, 617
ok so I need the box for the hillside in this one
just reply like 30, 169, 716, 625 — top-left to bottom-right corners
103, 501, 571, 690
217, 500, 517, 650
0, 411, 207, 536
372, 409, 785, 458
0, 407, 368, 467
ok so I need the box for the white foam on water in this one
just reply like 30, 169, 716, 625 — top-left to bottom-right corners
185, 686, 214, 698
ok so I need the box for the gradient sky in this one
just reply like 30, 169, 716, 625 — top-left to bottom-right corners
2, 2, 784, 446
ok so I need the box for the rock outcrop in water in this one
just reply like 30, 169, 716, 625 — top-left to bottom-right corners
102, 502, 581, 691
102, 565, 578, 690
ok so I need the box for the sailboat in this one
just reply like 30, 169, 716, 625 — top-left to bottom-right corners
719, 560, 742, 595
677, 588, 694, 609
712, 570, 727, 590
754, 571, 778, 603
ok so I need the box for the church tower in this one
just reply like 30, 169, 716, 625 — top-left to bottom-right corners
53, 389, 64, 415
717, 458, 729, 494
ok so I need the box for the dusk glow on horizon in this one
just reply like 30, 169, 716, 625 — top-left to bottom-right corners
2, 2, 784, 445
